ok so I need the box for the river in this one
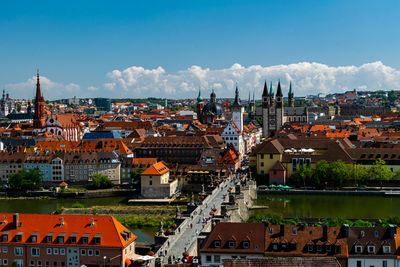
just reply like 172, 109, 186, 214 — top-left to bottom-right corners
253, 194, 400, 219
0, 196, 155, 242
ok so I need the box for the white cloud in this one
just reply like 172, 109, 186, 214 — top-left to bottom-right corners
6, 76, 81, 100
6, 61, 400, 99
104, 61, 400, 98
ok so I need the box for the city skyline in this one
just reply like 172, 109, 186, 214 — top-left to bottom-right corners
1, 0, 400, 99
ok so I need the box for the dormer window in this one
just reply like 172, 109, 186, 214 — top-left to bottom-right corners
81, 234, 90, 244
335, 246, 341, 254
326, 245, 331, 252
317, 245, 322, 252
214, 240, 221, 248
355, 245, 363, 253
367, 245, 375, 254
307, 245, 313, 252
69, 233, 78, 244
2, 233, 8, 242
269, 228, 273, 234
293, 228, 297, 235
31, 232, 39, 243
94, 234, 102, 245
273, 244, 278, 251
243, 241, 250, 249
383, 246, 391, 254
46, 233, 54, 243
15, 231, 23, 242
228, 241, 235, 248
360, 230, 365, 237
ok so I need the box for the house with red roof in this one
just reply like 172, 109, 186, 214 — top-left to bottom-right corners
0, 213, 137, 267
140, 162, 178, 199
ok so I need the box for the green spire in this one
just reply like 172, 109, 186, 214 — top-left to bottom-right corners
289, 81, 293, 95
197, 88, 203, 102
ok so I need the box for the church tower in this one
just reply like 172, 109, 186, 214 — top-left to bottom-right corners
262, 81, 269, 138
33, 69, 46, 129
288, 81, 294, 107
196, 88, 204, 120
276, 81, 284, 133
231, 85, 244, 132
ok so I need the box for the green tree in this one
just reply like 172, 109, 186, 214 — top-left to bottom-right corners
131, 169, 145, 182
9, 169, 43, 191
91, 174, 113, 189
367, 159, 393, 180
290, 166, 313, 187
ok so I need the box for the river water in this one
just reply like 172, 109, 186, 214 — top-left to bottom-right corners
0, 196, 155, 242
254, 194, 400, 219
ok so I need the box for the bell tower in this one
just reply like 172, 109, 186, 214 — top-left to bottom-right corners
231, 85, 244, 132
33, 69, 46, 129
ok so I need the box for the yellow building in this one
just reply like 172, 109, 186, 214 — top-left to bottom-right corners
141, 161, 178, 199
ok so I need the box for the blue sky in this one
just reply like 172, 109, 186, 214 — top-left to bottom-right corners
1, 0, 400, 99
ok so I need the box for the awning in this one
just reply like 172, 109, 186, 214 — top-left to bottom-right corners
125, 259, 132, 266
137, 255, 155, 261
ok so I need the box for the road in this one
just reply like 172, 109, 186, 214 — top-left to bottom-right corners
158, 176, 236, 263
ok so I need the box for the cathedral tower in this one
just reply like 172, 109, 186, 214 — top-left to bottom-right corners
33, 69, 46, 129
276, 81, 284, 133
288, 81, 294, 107
262, 81, 269, 138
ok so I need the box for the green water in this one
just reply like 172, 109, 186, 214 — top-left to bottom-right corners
0, 196, 155, 242
254, 194, 400, 219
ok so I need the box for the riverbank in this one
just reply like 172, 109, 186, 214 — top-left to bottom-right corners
258, 188, 400, 196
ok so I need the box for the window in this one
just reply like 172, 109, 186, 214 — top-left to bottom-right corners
383, 246, 391, 254
206, 255, 212, 263
383, 260, 388, 267
47, 248, 52, 255
45, 262, 50, 267
2, 247, 7, 253
214, 240, 221, 248
53, 262, 57, 267
355, 245, 363, 253
367, 245, 375, 254
326, 245, 331, 252
69, 236, 76, 244
14, 247, 23, 256
307, 245, 313, 252
228, 241, 235, 248
149, 180, 152, 186
88, 249, 93, 256
293, 228, 297, 235
47, 236, 53, 243
53, 248, 58, 255
30, 260, 35, 267
214, 255, 220, 263
2, 235, 8, 242
60, 263, 65, 267
357, 260, 361, 267
31, 247, 40, 256
360, 230, 365, 237
269, 228, 273, 234
273, 244, 278, 251
292, 158, 298, 171
82, 237, 88, 244
243, 241, 250, 248
15, 235, 22, 242
81, 249, 86, 256
270, 154, 273, 159
335, 246, 341, 254
261, 154, 264, 159
260, 162, 264, 167
60, 248, 65, 255
374, 230, 379, 238
95, 250, 100, 256
317, 245, 322, 252
3, 259, 8, 266
38, 261, 42, 267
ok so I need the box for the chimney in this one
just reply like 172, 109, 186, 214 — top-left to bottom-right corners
90, 218, 94, 227
13, 213, 19, 229
60, 217, 64, 227
389, 224, 396, 238
342, 224, 349, 238
322, 224, 328, 241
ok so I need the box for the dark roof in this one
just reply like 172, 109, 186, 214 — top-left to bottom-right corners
82, 131, 122, 140
270, 160, 286, 171
222, 258, 341, 267
202, 102, 225, 116
200, 223, 265, 254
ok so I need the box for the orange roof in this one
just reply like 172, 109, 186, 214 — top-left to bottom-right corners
59, 182, 68, 187
141, 162, 169, 175
0, 213, 135, 248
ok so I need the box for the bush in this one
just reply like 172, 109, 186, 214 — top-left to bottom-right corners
9, 169, 43, 191
71, 203, 84, 209
91, 174, 113, 189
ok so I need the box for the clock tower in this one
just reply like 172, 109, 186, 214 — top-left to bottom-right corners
231, 85, 244, 132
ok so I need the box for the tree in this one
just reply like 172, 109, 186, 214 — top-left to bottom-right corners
91, 174, 113, 189
290, 166, 313, 187
9, 169, 43, 191
367, 159, 393, 181
131, 169, 145, 182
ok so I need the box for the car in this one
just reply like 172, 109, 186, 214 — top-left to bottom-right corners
357, 185, 367, 190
